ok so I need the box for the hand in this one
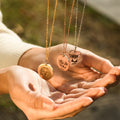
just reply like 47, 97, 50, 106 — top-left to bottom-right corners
18, 44, 120, 119
18, 44, 120, 90
3, 66, 106, 120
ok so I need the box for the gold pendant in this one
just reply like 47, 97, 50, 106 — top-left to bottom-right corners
38, 64, 53, 80
69, 50, 82, 65
57, 54, 70, 71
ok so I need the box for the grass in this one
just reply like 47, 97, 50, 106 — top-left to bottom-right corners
1, 0, 120, 56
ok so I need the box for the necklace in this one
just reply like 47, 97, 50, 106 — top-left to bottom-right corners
38, 0, 58, 80
69, 0, 87, 65
57, 0, 75, 71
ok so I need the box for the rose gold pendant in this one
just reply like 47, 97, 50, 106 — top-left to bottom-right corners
57, 54, 70, 71
69, 50, 82, 65
38, 64, 53, 80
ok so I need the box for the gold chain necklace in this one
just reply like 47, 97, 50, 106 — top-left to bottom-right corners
38, 0, 58, 80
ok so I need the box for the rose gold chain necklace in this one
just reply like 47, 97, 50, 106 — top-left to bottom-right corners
76, 0, 87, 50
64, 0, 75, 53
38, 0, 58, 80
57, 0, 75, 71
57, 0, 87, 71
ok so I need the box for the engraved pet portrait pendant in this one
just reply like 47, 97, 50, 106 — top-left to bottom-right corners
69, 50, 82, 65
57, 54, 70, 71
38, 64, 53, 80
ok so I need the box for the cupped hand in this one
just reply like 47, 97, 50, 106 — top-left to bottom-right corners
18, 44, 120, 91
7, 66, 106, 120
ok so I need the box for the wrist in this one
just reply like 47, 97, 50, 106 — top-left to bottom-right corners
18, 47, 45, 71
18, 48, 34, 65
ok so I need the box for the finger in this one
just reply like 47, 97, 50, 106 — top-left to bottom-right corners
78, 68, 118, 89
79, 73, 118, 89
56, 82, 79, 94
109, 66, 120, 75
50, 97, 93, 118
64, 90, 87, 100
93, 66, 120, 87
52, 107, 84, 119
81, 49, 113, 73
81, 87, 106, 99
70, 88, 85, 94
68, 66, 100, 82
50, 91, 65, 104
64, 87, 106, 101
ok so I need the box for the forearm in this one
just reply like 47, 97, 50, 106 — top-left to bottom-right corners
0, 68, 9, 94
0, 21, 39, 68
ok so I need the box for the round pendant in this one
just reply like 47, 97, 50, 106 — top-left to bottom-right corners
57, 54, 70, 71
38, 64, 53, 80
69, 50, 82, 65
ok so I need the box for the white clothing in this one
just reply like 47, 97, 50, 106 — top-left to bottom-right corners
0, 10, 38, 68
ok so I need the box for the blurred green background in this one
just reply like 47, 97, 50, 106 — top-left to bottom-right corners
0, 0, 120, 120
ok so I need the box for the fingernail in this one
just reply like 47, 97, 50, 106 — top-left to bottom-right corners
99, 87, 106, 93
84, 97, 93, 106
87, 97, 93, 102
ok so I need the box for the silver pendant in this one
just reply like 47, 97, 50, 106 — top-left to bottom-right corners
69, 50, 82, 65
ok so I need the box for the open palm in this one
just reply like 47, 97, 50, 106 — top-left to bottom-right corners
8, 66, 103, 120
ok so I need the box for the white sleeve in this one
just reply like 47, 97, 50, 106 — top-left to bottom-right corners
0, 12, 39, 68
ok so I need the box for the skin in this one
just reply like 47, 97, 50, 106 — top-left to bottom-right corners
0, 66, 105, 120
18, 44, 118, 88
17, 44, 120, 119
0, 44, 119, 120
